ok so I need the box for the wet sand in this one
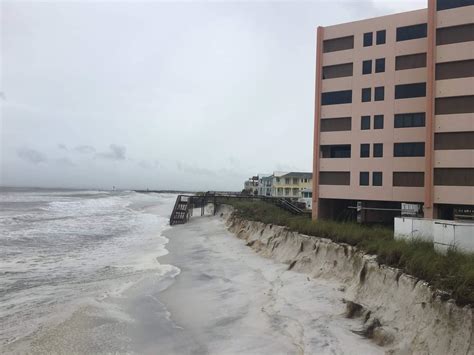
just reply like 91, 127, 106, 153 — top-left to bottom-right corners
158, 214, 382, 355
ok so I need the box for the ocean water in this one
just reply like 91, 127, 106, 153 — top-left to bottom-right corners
0, 188, 179, 352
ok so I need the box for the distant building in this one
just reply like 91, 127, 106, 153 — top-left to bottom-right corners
312, 0, 474, 221
243, 176, 259, 195
258, 174, 273, 196
273, 172, 313, 198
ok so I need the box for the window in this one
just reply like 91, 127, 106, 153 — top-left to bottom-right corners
396, 23, 427, 42
320, 172, 351, 185
362, 60, 372, 75
322, 63, 354, 79
434, 168, 474, 186
292, 178, 298, 184
434, 132, 474, 150
437, 24, 474, 46
320, 117, 352, 132
362, 88, 371, 102
323, 36, 354, 53
320, 144, 351, 158
376, 30, 386, 45
276, 178, 280, 183
374, 86, 384, 101
436, 95, 474, 115
395, 83, 426, 99
372, 172, 383, 186
395, 53, 427, 70
373, 143, 383, 157
394, 113, 426, 128
360, 144, 370, 158
363, 32, 373, 47
361, 116, 371, 130
437, 0, 474, 11
393, 172, 424, 187
321, 90, 352, 105
285, 178, 290, 184
374, 115, 384, 129
394, 142, 425, 157
360, 172, 369, 186
375, 58, 385, 73
436, 60, 474, 80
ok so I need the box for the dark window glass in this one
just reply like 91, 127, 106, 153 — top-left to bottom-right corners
395, 53, 427, 70
374, 86, 384, 101
437, 0, 474, 11
395, 83, 426, 99
394, 113, 426, 128
437, 24, 474, 46
436, 60, 474, 80
374, 115, 384, 129
320, 117, 352, 132
373, 143, 383, 157
360, 172, 369, 186
396, 23, 427, 42
320, 145, 352, 158
362, 60, 372, 75
363, 32, 373, 47
436, 95, 474, 115
323, 36, 355, 53
394, 142, 425, 157
322, 63, 354, 79
434, 168, 474, 187
361, 116, 370, 130
362, 88, 371, 102
321, 90, 352, 105
375, 58, 385, 73
320, 172, 351, 185
373, 172, 383, 186
393, 172, 425, 187
376, 30, 386, 45
360, 144, 370, 158
434, 132, 474, 150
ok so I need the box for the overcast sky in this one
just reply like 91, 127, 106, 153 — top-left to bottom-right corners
1, 0, 425, 191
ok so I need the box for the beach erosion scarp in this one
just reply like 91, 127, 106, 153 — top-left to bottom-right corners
219, 205, 474, 355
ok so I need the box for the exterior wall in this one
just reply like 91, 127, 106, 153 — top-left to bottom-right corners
433, 3, 474, 207
313, 0, 474, 220
273, 175, 312, 198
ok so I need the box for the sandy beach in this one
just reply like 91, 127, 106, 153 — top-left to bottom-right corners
158, 213, 382, 355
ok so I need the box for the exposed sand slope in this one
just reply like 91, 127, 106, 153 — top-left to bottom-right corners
222, 206, 474, 355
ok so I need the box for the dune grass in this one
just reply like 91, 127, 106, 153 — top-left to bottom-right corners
217, 197, 474, 306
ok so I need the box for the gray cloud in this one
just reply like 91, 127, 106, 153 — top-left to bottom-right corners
55, 157, 75, 167
177, 161, 216, 177
74, 145, 96, 154
97, 144, 126, 161
58, 144, 68, 151
17, 147, 47, 164
138, 160, 160, 169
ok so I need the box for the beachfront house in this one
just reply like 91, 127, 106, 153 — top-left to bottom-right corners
272, 172, 312, 198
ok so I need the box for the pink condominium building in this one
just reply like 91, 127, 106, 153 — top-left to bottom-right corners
312, 0, 474, 221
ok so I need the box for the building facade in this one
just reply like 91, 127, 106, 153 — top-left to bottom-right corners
273, 172, 312, 198
258, 174, 273, 196
312, 0, 473, 221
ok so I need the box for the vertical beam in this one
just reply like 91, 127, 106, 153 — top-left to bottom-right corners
425, 0, 436, 219
312, 26, 324, 219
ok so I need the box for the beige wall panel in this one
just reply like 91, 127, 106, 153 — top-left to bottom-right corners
437, 42, 474, 63
437, 5, 474, 28
435, 113, 474, 132
436, 77, 474, 97
393, 157, 426, 171
395, 67, 427, 84
394, 97, 427, 113
434, 186, 474, 205
322, 77, 353, 92
435, 150, 474, 168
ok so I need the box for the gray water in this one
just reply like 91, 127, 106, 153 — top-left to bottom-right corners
0, 188, 179, 352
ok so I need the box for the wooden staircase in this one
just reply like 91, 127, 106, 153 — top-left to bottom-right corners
170, 195, 191, 225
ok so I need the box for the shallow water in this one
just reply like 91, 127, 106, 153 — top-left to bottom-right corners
0, 188, 179, 352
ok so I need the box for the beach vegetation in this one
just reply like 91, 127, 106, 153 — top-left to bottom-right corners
217, 198, 474, 306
